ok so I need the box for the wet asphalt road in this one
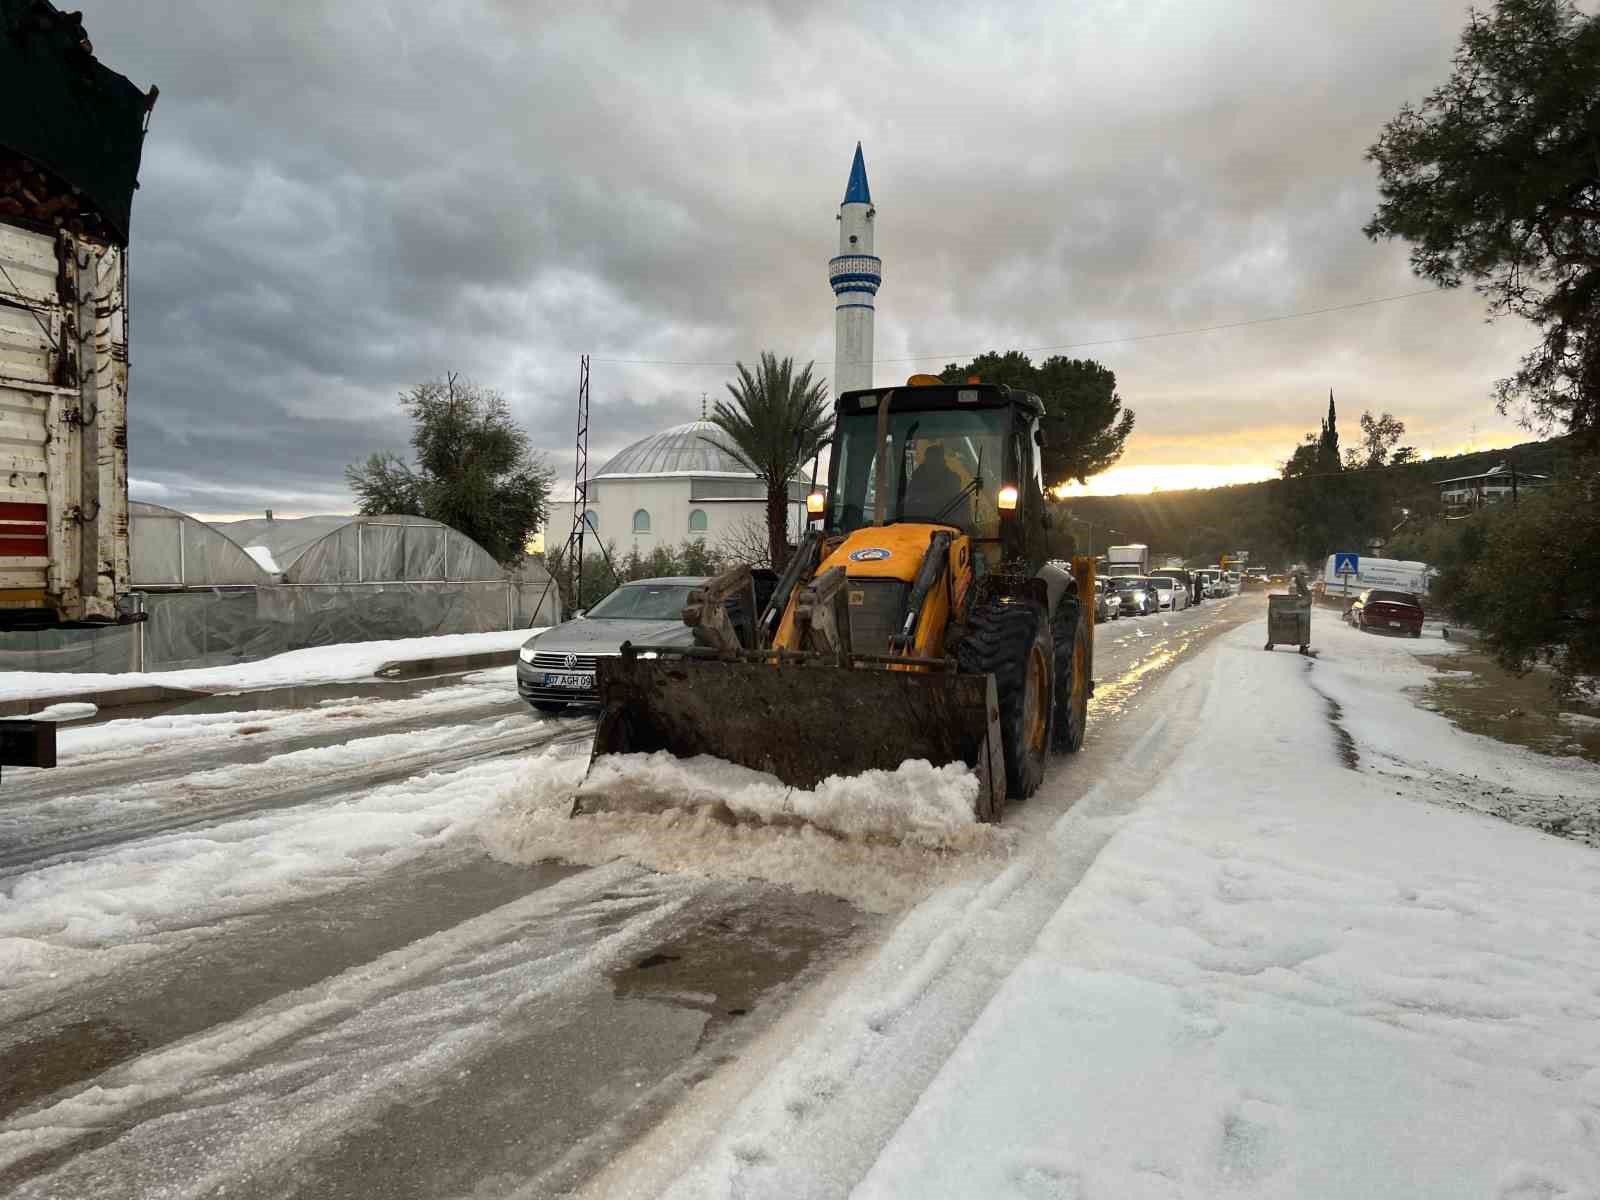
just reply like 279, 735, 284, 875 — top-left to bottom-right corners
0, 593, 1264, 1198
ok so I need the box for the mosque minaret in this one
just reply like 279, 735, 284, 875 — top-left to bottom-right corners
829, 143, 880, 396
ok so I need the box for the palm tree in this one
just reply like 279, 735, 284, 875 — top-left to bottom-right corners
704, 352, 832, 570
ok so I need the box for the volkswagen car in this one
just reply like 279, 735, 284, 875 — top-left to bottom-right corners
516, 576, 710, 713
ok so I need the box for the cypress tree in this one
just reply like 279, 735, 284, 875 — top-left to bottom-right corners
1316, 391, 1342, 473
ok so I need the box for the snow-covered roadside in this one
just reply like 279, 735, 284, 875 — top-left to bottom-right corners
1313, 619, 1599, 842
0, 628, 543, 702
615, 616, 1600, 1198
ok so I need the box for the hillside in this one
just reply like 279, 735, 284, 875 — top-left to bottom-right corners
1052, 436, 1580, 569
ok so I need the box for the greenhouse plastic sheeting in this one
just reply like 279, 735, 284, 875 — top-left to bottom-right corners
130, 503, 273, 589
257, 582, 512, 649
513, 577, 562, 627
282, 517, 501, 585
141, 589, 285, 671
0, 622, 139, 673
0, 569, 562, 676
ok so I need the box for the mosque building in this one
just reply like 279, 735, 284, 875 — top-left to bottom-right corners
544, 145, 876, 560
540, 418, 810, 556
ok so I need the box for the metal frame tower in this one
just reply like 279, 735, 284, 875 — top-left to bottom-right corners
562, 354, 591, 608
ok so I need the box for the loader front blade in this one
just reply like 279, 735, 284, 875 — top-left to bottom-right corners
582, 655, 1008, 821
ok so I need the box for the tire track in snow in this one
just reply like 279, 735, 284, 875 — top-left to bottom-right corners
0, 861, 686, 1190
0, 685, 536, 808
0, 855, 584, 1116
0, 716, 591, 878
0, 869, 867, 1200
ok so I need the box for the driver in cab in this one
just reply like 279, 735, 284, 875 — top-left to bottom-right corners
902, 442, 972, 527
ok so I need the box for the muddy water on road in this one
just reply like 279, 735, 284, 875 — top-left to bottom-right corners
1414, 648, 1600, 763
274, 888, 864, 1200
0, 868, 868, 1200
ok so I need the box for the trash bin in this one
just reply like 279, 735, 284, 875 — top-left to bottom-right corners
1265, 593, 1311, 654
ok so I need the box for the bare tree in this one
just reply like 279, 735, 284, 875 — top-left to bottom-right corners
713, 513, 776, 569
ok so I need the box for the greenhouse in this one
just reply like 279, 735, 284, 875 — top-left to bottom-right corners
0, 508, 561, 674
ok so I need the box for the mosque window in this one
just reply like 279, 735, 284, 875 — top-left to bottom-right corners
582, 510, 599, 532
688, 509, 708, 533
633, 509, 651, 534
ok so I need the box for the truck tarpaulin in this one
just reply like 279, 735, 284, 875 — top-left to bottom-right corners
0, 0, 156, 244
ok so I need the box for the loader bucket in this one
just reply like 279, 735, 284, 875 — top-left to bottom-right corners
580, 654, 1008, 822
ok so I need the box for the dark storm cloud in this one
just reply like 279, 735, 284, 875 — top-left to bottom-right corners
72, 0, 1528, 516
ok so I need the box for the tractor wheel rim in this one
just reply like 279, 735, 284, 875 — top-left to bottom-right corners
1026, 643, 1049, 755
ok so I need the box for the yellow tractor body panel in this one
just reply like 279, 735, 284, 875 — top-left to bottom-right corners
585, 521, 1010, 819
773, 524, 974, 665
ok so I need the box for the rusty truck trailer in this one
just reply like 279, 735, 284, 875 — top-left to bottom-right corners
0, 0, 156, 629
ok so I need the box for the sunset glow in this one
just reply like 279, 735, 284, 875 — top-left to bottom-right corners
1056, 463, 1282, 498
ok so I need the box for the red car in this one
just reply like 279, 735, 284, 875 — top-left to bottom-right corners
1346, 588, 1424, 638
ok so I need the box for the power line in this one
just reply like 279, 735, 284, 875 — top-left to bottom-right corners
591, 286, 1448, 369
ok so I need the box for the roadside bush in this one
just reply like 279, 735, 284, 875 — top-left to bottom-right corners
1417, 461, 1600, 696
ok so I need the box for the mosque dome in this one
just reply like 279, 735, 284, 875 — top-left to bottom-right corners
594, 419, 753, 478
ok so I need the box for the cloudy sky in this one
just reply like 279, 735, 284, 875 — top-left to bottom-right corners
78, 0, 1540, 517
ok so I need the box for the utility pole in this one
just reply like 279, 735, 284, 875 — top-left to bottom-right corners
1067, 514, 1111, 557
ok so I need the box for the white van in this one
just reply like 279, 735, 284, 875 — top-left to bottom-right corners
1316, 555, 1431, 602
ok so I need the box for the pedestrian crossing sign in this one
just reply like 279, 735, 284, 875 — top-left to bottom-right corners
1333, 552, 1359, 576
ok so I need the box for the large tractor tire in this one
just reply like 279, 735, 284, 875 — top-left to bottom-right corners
958, 601, 1054, 799
1052, 605, 1091, 754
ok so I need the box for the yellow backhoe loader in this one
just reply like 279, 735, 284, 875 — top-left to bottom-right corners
579, 378, 1094, 821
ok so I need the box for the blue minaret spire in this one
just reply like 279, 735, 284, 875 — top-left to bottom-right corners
831, 143, 880, 395
843, 141, 872, 205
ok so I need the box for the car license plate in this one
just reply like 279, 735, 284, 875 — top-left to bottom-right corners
1389, 621, 1403, 628
543, 672, 594, 689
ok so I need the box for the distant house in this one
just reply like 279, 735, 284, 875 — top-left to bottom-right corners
1435, 462, 1548, 517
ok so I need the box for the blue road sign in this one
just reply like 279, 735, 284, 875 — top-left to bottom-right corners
1333, 552, 1360, 576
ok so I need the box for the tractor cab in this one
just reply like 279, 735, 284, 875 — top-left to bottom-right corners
821, 381, 1049, 573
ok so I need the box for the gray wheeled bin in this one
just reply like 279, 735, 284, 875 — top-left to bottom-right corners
1265, 593, 1311, 654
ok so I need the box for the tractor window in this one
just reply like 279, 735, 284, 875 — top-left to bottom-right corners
829, 407, 1007, 540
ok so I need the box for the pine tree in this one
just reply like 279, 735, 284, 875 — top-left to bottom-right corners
345, 374, 553, 565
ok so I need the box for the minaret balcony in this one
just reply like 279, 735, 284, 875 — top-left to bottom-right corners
829, 254, 883, 294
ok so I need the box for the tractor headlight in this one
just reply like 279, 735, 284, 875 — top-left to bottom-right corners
806, 490, 826, 516
997, 484, 1019, 511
